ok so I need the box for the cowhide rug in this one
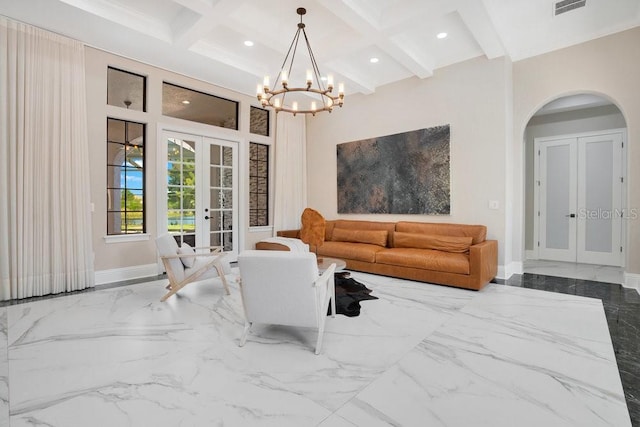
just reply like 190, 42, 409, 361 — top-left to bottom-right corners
329, 272, 378, 317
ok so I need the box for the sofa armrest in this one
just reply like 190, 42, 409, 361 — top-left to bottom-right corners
277, 229, 301, 238
469, 240, 498, 288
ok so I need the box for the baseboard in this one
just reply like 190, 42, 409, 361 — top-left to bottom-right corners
95, 263, 159, 285
525, 250, 537, 260
497, 262, 524, 280
623, 272, 640, 295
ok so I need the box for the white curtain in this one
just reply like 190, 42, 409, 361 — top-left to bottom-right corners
0, 17, 94, 300
273, 113, 308, 233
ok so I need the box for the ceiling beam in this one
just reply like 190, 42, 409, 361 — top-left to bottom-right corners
332, 0, 435, 81
457, 0, 506, 60
172, 0, 245, 48
58, 0, 172, 42
189, 40, 265, 78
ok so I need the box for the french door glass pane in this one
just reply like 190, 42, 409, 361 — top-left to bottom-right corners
167, 137, 197, 245
585, 141, 613, 252
545, 145, 571, 250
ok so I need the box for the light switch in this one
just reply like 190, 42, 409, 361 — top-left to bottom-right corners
489, 200, 499, 210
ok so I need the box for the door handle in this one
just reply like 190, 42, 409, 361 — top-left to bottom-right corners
204, 216, 210, 220
565, 213, 576, 218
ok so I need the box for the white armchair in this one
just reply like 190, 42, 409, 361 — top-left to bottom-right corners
237, 250, 336, 355
155, 234, 230, 302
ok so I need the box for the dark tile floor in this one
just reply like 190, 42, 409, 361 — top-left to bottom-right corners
499, 274, 640, 427
2, 272, 638, 425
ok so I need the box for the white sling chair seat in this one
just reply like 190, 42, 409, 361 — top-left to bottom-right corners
237, 250, 336, 355
155, 234, 230, 302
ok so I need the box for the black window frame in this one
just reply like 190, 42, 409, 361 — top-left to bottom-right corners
249, 142, 270, 227
107, 66, 147, 112
106, 117, 147, 235
162, 81, 239, 130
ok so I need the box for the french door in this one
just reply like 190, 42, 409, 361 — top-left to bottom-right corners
159, 130, 239, 258
536, 131, 624, 266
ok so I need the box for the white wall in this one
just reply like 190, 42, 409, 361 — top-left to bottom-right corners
306, 55, 512, 274
85, 47, 274, 278
523, 105, 626, 250
513, 26, 640, 274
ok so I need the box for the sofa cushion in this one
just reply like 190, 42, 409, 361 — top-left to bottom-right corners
395, 222, 487, 245
326, 220, 396, 246
299, 208, 325, 248
376, 248, 470, 275
393, 232, 472, 253
332, 228, 388, 247
317, 241, 385, 263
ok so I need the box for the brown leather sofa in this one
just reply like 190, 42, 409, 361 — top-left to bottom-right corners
270, 220, 497, 291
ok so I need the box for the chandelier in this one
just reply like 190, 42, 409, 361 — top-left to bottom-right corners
256, 7, 344, 116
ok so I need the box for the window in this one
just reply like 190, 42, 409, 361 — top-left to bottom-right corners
249, 142, 269, 227
162, 82, 238, 130
107, 67, 146, 112
250, 106, 269, 136
107, 118, 146, 234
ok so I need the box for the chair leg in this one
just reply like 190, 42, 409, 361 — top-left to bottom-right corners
330, 280, 336, 318
239, 322, 251, 347
315, 321, 326, 355
160, 283, 184, 302
214, 262, 231, 295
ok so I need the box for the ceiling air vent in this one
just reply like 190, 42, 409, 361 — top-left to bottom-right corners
554, 0, 587, 16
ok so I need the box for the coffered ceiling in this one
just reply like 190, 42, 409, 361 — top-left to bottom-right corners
1, 0, 639, 97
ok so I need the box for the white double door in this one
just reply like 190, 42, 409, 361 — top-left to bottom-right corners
159, 130, 239, 258
536, 130, 625, 266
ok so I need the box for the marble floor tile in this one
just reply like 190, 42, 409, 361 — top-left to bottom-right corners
336, 285, 630, 427
0, 271, 633, 426
524, 259, 624, 284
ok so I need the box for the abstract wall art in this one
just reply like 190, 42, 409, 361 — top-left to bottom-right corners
337, 125, 450, 214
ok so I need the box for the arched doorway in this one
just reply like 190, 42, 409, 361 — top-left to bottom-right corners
523, 93, 628, 282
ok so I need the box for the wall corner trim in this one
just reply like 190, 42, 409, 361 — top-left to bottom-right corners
623, 272, 640, 295
95, 263, 159, 285
497, 262, 523, 280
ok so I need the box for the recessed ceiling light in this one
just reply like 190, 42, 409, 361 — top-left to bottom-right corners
244, 40, 254, 47
182, 100, 190, 105
437, 32, 448, 39
370, 57, 379, 63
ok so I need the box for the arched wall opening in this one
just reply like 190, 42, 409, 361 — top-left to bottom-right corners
520, 91, 628, 270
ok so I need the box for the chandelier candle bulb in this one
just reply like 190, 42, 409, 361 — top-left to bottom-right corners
263, 76, 270, 90
292, 101, 298, 111
311, 101, 317, 111
306, 70, 313, 86
327, 75, 334, 89
274, 98, 281, 109
256, 84, 263, 96
281, 70, 288, 85
338, 83, 345, 95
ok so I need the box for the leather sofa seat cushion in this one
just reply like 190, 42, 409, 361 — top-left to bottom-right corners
376, 248, 470, 275
393, 232, 472, 253
317, 241, 385, 263
396, 222, 486, 245
332, 228, 388, 247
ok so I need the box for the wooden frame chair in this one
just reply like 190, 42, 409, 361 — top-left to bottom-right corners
155, 234, 230, 302
237, 250, 336, 354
